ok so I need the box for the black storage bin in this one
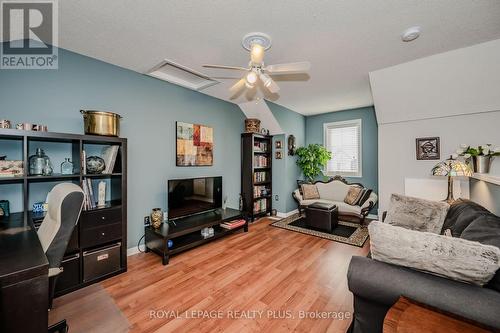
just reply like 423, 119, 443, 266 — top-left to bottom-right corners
55, 253, 80, 294
83, 242, 121, 283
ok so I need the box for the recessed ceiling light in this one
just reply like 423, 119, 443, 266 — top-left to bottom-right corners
401, 26, 421, 42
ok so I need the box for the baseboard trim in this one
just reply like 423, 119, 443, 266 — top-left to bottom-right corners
127, 244, 145, 257
276, 209, 299, 218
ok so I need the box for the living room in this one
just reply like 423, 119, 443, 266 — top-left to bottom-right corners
1, 1, 499, 332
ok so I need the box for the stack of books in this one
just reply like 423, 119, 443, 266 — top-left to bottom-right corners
82, 178, 96, 210
220, 219, 246, 230
253, 155, 268, 167
253, 171, 268, 183
253, 199, 267, 213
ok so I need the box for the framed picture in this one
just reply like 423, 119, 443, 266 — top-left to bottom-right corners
176, 121, 213, 166
275, 140, 282, 149
275, 151, 283, 159
416, 137, 440, 160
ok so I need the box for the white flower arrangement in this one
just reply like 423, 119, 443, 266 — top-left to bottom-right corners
456, 144, 500, 158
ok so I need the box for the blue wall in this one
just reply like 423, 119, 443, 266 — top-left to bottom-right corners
268, 102, 306, 212
305, 106, 378, 200
0, 46, 245, 248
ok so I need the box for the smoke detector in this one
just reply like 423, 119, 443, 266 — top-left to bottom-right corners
401, 26, 421, 42
242, 32, 272, 51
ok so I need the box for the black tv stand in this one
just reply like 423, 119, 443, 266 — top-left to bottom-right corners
144, 208, 248, 265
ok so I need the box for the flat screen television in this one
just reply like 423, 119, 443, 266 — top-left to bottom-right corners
167, 176, 222, 220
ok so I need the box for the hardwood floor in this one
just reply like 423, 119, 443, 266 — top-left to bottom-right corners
50, 217, 369, 333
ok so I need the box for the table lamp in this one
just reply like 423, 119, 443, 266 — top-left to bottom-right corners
431, 156, 473, 203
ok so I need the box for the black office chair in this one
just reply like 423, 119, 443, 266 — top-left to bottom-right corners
37, 183, 84, 332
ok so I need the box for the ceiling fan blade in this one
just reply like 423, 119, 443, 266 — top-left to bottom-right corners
203, 64, 248, 71
265, 61, 311, 75
229, 78, 246, 96
259, 73, 280, 94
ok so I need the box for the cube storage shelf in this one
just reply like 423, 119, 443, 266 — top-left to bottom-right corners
0, 128, 127, 297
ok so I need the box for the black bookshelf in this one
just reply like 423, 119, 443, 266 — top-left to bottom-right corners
0, 128, 127, 297
241, 132, 273, 220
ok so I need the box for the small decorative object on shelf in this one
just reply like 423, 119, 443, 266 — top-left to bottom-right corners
61, 158, 74, 175
0, 200, 10, 217
151, 208, 163, 229
97, 181, 106, 207
29, 148, 51, 176
0, 160, 23, 177
32, 202, 45, 213
86, 156, 106, 174
245, 118, 261, 133
455, 144, 500, 174
288, 134, 297, 156
0, 119, 11, 128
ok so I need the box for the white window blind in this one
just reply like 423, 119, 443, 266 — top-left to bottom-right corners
324, 119, 362, 177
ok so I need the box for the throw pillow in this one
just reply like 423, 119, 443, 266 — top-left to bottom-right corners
384, 194, 450, 234
368, 221, 500, 286
301, 184, 320, 200
460, 213, 500, 292
441, 199, 490, 236
356, 188, 373, 206
344, 186, 363, 205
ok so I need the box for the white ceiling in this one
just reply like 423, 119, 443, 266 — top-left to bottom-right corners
51, 1, 500, 114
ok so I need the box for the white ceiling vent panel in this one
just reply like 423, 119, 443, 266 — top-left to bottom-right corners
147, 60, 219, 91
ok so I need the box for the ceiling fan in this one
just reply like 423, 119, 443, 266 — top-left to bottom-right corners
203, 33, 311, 97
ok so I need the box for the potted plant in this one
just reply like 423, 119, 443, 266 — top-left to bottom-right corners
295, 144, 332, 182
455, 144, 500, 174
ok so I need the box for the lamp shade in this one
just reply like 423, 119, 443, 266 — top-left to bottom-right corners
431, 157, 473, 177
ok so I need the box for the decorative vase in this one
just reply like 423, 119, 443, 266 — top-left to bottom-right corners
29, 148, 51, 176
473, 155, 491, 174
151, 208, 163, 229
61, 158, 74, 175
86, 156, 106, 174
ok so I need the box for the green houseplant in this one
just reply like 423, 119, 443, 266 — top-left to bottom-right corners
295, 144, 332, 182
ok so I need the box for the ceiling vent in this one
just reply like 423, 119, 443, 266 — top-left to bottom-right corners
147, 60, 219, 91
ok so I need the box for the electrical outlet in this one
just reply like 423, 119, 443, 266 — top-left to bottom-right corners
275, 195, 279, 201
144, 216, 150, 226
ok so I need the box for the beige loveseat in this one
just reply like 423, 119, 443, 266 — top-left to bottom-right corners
292, 176, 378, 223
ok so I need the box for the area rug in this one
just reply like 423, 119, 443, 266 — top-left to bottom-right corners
271, 213, 369, 247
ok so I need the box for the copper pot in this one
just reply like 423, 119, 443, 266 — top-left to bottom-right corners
80, 110, 122, 137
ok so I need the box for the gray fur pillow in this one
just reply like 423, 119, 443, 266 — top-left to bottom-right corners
368, 221, 500, 286
385, 194, 450, 233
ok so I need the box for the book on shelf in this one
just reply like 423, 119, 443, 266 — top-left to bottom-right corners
253, 185, 270, 198
253, 155, 269, 167
81, 150, 87, 174
82, 178, 97, 210
253, 171, 268, 183
253, 141, 269, 153
102, 145, 119, 174
220, 219, 246, 230
253, 198, 267, 213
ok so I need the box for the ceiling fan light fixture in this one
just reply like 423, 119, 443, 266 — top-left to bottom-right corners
245, 71, 258, 88
250, 44, 265, 64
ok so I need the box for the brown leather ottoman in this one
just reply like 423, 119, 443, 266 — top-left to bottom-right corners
305, 202, 339, 233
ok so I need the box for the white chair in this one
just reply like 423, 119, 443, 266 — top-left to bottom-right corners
37, 183, 84, 309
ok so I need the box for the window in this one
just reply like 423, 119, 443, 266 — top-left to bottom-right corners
324, 119, 362, 177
